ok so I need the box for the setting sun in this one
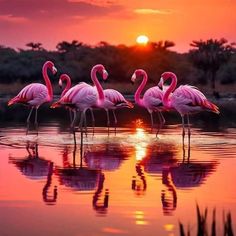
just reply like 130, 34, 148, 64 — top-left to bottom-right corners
136, 35, 149, 45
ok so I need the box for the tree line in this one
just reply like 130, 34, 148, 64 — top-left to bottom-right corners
0, 39, 235, 96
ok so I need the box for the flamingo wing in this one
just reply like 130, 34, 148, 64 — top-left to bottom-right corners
172, 85, 219, 113
51, 83, 90, 108
143, 86, 164, 110
8, 83, 48, 107
71, 86, 97, 109
104, 89, 133, 108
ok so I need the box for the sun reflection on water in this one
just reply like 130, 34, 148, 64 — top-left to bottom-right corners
134, 211, 149, 225
134, 128, 148, 161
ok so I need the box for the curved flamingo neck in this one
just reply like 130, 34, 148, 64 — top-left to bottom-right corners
163, 73, 177, 108
61, 75, 71, 97
91, 66, 104, 106
42, 62, 53, 101
134, 71, 147, 106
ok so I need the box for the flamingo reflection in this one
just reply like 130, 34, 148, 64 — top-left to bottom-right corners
84, 143, 129, 171
131, 164, 147, 196
56, 145, 101, 192
139, 143, 178, 215
56, 132, 110, 214
9, 142, 57, 205
169, 145, 218, 189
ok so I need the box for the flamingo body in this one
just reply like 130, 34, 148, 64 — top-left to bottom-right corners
103, 89, 133, 109
8, 83, 50, 107
52, 82, 91, 109
141, 86, 164, 112
159, 72, 219, 116
170, 85, 219, 115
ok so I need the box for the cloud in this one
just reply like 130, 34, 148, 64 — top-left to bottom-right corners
0, 0, 123, 22
134, 8, 173, 15
0, 14, 28, 23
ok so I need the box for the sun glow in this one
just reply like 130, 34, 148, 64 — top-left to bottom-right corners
136, 35, 149, 45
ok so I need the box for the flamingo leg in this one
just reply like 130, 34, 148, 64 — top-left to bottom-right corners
79, 110, 86, 133
35, 108, 39, 135
27, 107, 34, 124
149, 112, 154, 132
89, 108, 95, 136
156, 111, 163, 137
181, 114, 185, 146
70, 110, 78, 129
160, 112, 165, 127
187, 114, 191, 155
69, 109, 73, 123
26, 107, 34, 134
112, 110, 117, 135
84, 109, 88, 136
106, 109, 110, 135
187, 114, 191, 138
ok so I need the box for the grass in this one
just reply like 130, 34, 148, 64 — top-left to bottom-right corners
179, 204, 234, 236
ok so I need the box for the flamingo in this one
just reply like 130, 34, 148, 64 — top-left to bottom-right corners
8, 61, 57, 132
158, 72, 220, 142
103, 88, 133, 134
131, 69, 165, 134
51, 64, 108, 131
55, 74, 96, 131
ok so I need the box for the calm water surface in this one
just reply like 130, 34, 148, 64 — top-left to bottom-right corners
0, 123, 235, 236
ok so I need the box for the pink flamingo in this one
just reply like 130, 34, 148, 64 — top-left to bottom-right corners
55, 74, 96, 131
131, 69, 165, 134
8, 61, 57, 132
51, 64, 108, 131
103, 88, 133, 133
158, 72, 220, 141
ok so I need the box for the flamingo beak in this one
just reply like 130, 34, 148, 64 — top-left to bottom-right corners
52, 66, 57, 75
103, 69, 108, 80
131, 73, 136, 84
158, 77, 164, 88
59, 79, 62, 88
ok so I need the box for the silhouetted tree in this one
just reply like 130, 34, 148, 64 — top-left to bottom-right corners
189, 38, 235, 96
150, 40, 175, 51
26, 42, 44, 51
56, 40, 83, 53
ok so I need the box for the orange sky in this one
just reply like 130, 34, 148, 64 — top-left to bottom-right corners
0, 0, 235, 52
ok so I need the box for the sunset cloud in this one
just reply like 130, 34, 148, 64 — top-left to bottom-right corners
0, 0, 123, 21
0, 14, 28, 23
134, 8, 173, 15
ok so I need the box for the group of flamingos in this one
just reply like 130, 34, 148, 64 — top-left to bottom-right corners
8, 60, 219, 140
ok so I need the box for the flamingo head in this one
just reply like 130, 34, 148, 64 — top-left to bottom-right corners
131, 69, 145, 84
45, 61, 57, 75
59, 74, 70, 88
52, 65, 57, 75
158, 72, 175, 88
94, 64, 108, 81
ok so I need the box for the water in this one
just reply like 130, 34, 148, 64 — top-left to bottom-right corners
0, 122, 236, 236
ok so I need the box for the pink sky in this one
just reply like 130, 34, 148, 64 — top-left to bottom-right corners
0, 0, 235, 52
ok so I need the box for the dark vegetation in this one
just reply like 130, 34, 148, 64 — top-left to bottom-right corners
0, 38, 235, 97
179, 204, 234, 236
